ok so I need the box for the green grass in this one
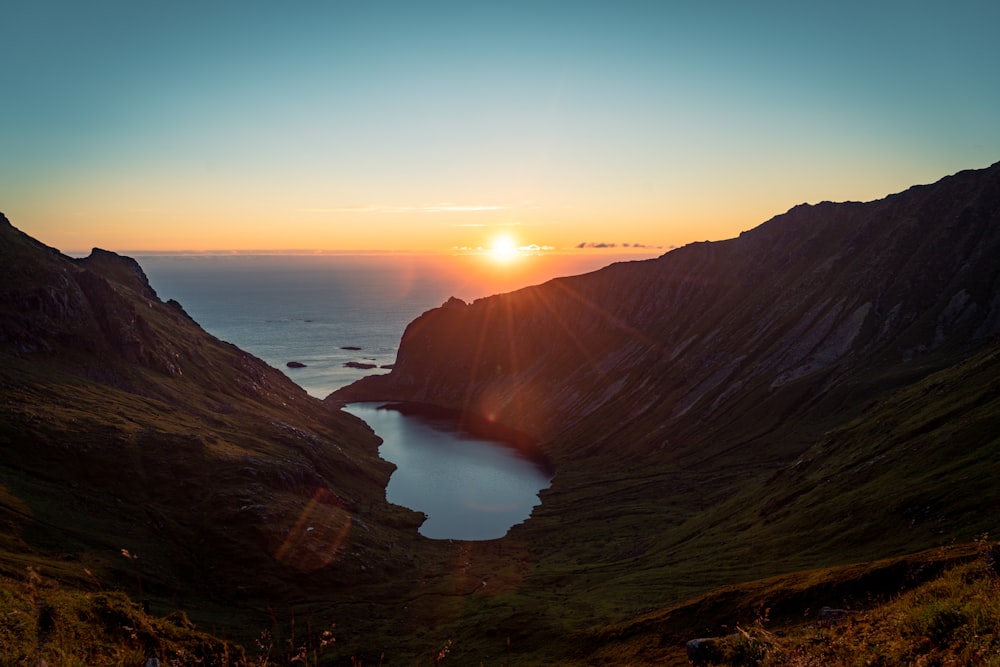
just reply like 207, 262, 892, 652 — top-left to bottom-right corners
4, 539, 996, 666
0, 568, 247, 666
711, 540, 1000, 666
570, 539, 995, 666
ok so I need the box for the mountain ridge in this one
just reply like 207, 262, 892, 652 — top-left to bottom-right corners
333, 161, 1000, 451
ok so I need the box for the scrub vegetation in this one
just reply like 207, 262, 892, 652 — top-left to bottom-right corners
2, 541, 999, 665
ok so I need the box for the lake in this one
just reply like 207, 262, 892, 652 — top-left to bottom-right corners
343, 403, 553, 541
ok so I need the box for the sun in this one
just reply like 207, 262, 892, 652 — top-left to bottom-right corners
488, 234, 520, 262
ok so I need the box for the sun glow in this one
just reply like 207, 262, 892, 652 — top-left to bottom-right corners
488, 234, 520, 263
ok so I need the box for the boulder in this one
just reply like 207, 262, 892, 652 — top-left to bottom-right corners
685, 637, 723, 666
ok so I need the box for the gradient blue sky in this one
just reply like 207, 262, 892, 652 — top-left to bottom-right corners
2, 1, 998, 253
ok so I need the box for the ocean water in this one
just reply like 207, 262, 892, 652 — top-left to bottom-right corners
139, 253, 643, 398
141, 254, 457, 397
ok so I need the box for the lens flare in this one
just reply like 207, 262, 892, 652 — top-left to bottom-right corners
273, 488, 351, 572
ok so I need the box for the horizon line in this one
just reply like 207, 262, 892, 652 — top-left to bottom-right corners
65, 247, 667, 258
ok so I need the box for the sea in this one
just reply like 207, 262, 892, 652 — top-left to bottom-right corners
138, 252, 644, 398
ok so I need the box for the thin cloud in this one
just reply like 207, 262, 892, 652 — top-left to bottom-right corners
299, 205, 380, 213
576, 241, 665, 250
520, 243, 555, 253
424, 203, 505, 213
452, 221, 523, 228
451, 242, 554, 254
300, 203, 507, 214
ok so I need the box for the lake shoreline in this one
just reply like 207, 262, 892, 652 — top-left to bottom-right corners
343, 401, 554, 541
371, 400, 555, 475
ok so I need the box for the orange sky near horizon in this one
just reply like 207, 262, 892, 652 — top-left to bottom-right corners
3, 3, 997, 257
15, 201, 729, 256
6, 161, 941, 257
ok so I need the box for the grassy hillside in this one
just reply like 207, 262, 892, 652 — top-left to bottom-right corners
580, 538, 1000, 666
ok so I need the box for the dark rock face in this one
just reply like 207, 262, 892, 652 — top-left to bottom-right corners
287, 361, 307, 368
817, 606, 850, 626
442, 296, 467, 309
332, 162, 1000, 447
77, 247, 159, 301
685, 637, 724, 666
0, 219, 185, 376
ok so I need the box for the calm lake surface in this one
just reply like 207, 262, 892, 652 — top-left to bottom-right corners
343, 403, 553, 541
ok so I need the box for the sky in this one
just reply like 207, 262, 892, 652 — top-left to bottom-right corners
2, 1, 999, 255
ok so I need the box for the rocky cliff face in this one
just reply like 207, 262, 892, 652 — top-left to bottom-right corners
1, 217, 181, 374
334, 163, 1000, 455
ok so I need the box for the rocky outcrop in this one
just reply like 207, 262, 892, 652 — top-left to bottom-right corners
817, 606, 851, 627
0, 220, 183, 376
685, 637, 724, 666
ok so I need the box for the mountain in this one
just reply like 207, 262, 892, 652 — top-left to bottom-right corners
335, 162, 1000, 445
0, 215, 433, 662
332, 162, 1000, 658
